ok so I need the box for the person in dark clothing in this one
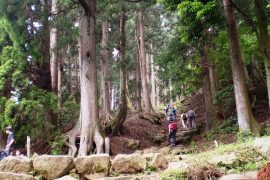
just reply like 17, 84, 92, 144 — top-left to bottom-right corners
5, 126, 15, 155
187, 110, 196, 128
168, 118, 177, 146
171, 106, 177, 120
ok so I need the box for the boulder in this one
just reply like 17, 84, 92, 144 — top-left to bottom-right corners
167, 161, 189, 171
170, 147, 184, 155
218, 174, 254, 180
253, 137, 270, 159
111, 154, 146, 174
143, 153, 168, 170
74, 154, 110, 180
208, 153, 237, 166
0, 172, 36, 180
133, 150, 143, 155
157, 146, 172, 155
153, 133, 166, 144
0, 156, 32, 174
55, 175, 79, 180
33, 155, 74, 179
143, 146, 159, 154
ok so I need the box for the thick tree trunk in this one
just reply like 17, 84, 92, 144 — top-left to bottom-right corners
78, 0, 104, 156
201, 47, 216, 131
101, 21, 111, 117
223, 0, 261, 134
50, 0, 58, 93
138, 9, 154, 113
110, 6, 128, 135
254, 0, 270, 111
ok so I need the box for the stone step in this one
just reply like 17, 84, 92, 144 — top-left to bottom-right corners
176, 136, 192, 144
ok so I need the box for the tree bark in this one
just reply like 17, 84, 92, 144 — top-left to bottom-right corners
57, 48, 63, 117
209, 63, 217, 99
223, 0, 261, 134
109, 6, 128, 135
50, 0, 58, 93
150, 46, 156, 109
254, 0, 270, 111
201, 47, 216, 131
101, 21, 111, 117
67, 45, 72, 95
138, 9, 154, 113
135, 43, 142, 112
78, 0, 104, 156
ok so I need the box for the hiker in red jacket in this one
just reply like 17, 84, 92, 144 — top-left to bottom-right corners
168, 113, 177, 146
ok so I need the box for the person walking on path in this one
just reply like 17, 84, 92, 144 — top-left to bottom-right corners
171, 106, 177, 120
168, 117, 177, 146
187, 109, 196, 128
5, 126, 15, 155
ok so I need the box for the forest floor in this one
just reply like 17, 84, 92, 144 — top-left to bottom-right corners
110, 86, 270, 155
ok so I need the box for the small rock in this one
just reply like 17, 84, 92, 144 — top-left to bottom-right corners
126, 139, 140, 149
0, 156, 32, 174
98, 175, 161, 180
143, 153, 168, 170
208, 153, 237, 166
111, 154, 146, 174
143, 146, 159, 154
0, 172, 36, 180
253, 137, 270, 159
33, 155, 74, 179
218, 174, 254, 180
134, 150, 143, 155
167, 161, 189, 171
74, 154, 110, 180
55, 175, 78, 180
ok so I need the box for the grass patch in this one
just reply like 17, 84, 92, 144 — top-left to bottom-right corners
160, 169, 187, 180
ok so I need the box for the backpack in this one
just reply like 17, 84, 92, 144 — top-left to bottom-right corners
169, 122, 177, 131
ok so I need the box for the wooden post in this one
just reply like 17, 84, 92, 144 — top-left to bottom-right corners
27, 136, 31, 157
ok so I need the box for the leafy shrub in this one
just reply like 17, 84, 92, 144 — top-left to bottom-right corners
49, 131, 66, 155
160, 169, 187, 180
263, 123, 270, 136
237, 130, 255, 143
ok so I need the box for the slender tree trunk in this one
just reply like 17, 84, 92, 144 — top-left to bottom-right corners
201, 47, 216, 131
57, 48, 63, 115
50, 0, 58, 93
150, 48, 156, 109
135, 45, 142, 112
101, 21, 111, 116
138, 9, 154, 113
209, 63, 217, 99
67, 45, 72, 95
254, 0, 270, 111
223, 0, 261, 134
78, 0, 104, 156
110, 6, 128, 135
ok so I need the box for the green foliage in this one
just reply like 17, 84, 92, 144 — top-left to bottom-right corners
263, 123, 270, 136
205, 118, 238, 141
49, 132, 66, 155
160, 169, 187, 180
144, 165, 157, 174
237, 130, 256, 143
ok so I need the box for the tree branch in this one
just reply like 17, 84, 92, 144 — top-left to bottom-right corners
229, 0, 259, 36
